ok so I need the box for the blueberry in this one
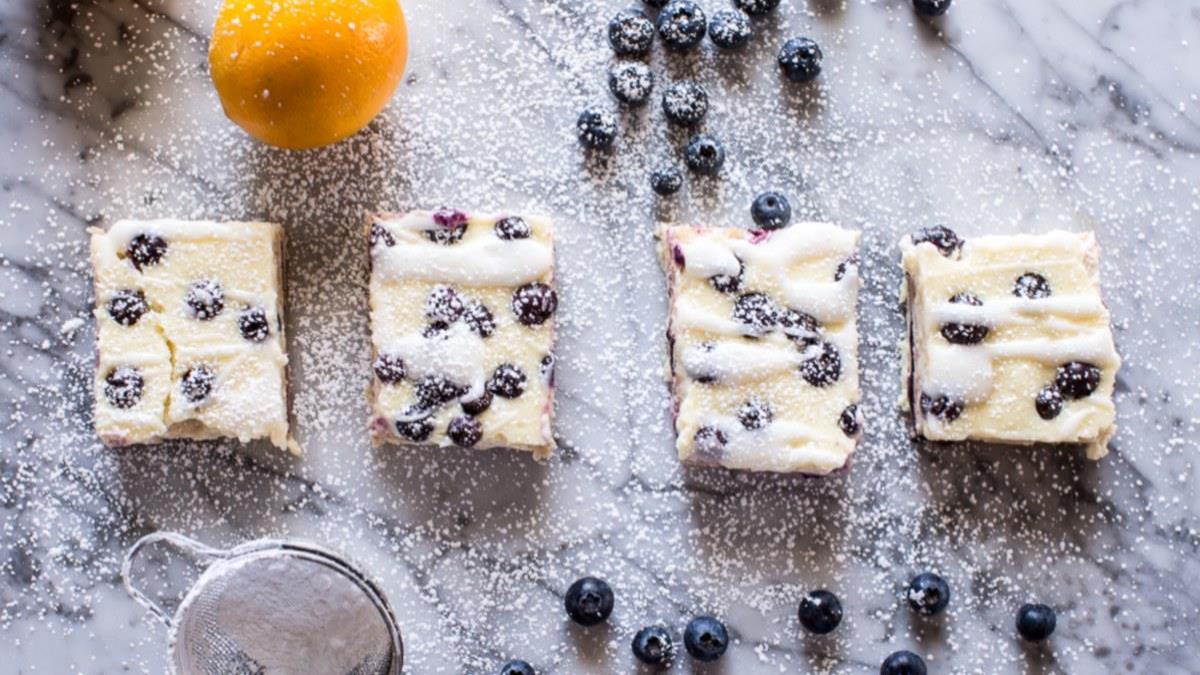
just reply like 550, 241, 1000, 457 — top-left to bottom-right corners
735, 0, 781, 16
709, 260, 744, 294
1054, 361, 1101, 399
880, 650, 927, 675
632, 626, 674, 666
839, 404, 861, 436
185, 279, 224, 320
373, 353, 406, 385
906, 573, 951, 616
737, 398, 773, 430
577, 108, 618, 150
1035, 385, 1063, 420
106, 289, 148, 326
662, 80, 708, 126
494, 216, 532, 240
461, 389, 493, 416
416, 375, 466, 407
751, 191, 792, 230
423, 322, 450, 338
512, 282, 558, 326
650, 165, 684, 196
642, 0, 669, 7
1013, 272, 1052, 299
238, 306, 271, 342
778, 308, 821, 345
608, 61, 654, 108
425, 208, 468, 245
708, 9, 752, 50
564, 576, 614, 626
732, 292, 778, 334
425, 285, 465, 325
939, 293, 989, 345
799, 341, 842, 387
447, 415, 483, 447
488, 363, 527, 399
180, 364, 215, 403
498, 660, 535, 675
683, 616, 728, 662
798, 590, 842, 634
693, 426, 728, 458
1016, 603, 1056, 642
104, 366, 144, 409
369, 222, 395, 249
835, 255, 859, 282
656, 1, 707, 51
684, 134, 725, 176
608, 8, 655, 56
913, 0, 952, 17
911, 225, 962, 256
464, 302, 496, 338
778, 37, 823, 84
126, 233, 167, 270
395, 410, 435, 442
920, 393, 964, 422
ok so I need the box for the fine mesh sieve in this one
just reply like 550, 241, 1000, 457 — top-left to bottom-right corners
122, 533, 403, 675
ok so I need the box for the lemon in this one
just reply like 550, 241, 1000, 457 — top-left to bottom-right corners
209, 0, 408, 150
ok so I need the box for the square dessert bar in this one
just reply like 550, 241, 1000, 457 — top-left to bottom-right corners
658, 223, 862, 475
900, 227, 1120, 459
90, 220, 291, 450
367, 209, 556, 458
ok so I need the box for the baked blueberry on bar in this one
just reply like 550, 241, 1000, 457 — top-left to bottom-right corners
90, 220, 290, 450
367, 209, 556, 457
657, 223, 862, 474
900, 227, 1120, 459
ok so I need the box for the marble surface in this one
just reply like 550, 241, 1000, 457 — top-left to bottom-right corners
2, 0, 1199, 672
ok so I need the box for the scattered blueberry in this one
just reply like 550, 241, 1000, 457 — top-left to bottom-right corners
911, 225, 962, 256
693, 426, 728, 458
907, 573, 951, 616
684, 134, 726, 175
608, 61, 654, 107
778, 308, 821, 345
488, 363, 528, 399
839, 404, 861, 436
564, 576, 614, 626
642, 0, 669, 7
880, 650, 927, 675
425, 285, 465, 325
737, 398, 773, 430
495, 216, 532, 240
461, 389, 493, 416
799, 341, 842, 387
798, 590, 843, 634
577, 108, 618, 150
708, 9, 752, 50
464, 302, 496, 338
662, 80, 708, 126
913, 0, 952, 17
106, 289, 148, 326
732, 291, 778, 334
1055, 361, 1101, 399
416, 375, 466, 407
373, 353, 406, 385
180, 364, 215, 403
778, 37, 823, 84
498, 660, 535, 675
835, 255, 859, 282
657, 1, 707, 51
650, 165, 684, 196
1013, 272, 1052, 299
735, 0, 781, 16
709, 260, 744, 294
395, 410, 435, 442
939, 293, 989, 345
369, 222, 395, 249
632, 626, 674, 666
683, 616, 728, 662
920, 392, 964, 422
423, 321, 450, 339
425, 208, 468, 245
751, 191, 792, 230
126, 233, 167, 270
104, 366, 144, 409
512, 282, 558, 326
1016, 603, 1057, 642
238, 307, 271, 342
1035, 385, 1063, 420
185, 279, 225, 321
447, 415, 483, 447
608, 8, 655, 56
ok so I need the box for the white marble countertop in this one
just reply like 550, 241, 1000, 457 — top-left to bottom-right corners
2, 0, 1198, 672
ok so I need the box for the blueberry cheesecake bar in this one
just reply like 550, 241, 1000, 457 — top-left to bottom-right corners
90, 220, 291, 450
900, 227, 1120, 459
367, 209, 556, 457
657, 223, 862, 474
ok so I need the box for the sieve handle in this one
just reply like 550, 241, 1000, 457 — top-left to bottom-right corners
121, 532, 229, 628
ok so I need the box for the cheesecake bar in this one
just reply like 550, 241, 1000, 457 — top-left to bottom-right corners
657, 223, 862, 474
900, 226, 1120, 459
367, 209, 556, 457
90, 219, 291, 450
